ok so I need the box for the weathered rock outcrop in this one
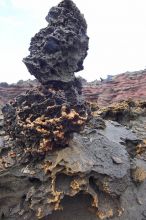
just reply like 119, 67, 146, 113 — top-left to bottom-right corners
83, 69, 146, 106
1, 104, 146, 220
1, 69, 146, 108
96, 100, 146, 141
95, 100, 146, 162
0, 1, 146, 220
2, 0, 89, 153
0, 81, 35, 107
23, 0, 88, 85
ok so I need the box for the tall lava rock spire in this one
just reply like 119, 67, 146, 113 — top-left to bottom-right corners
3, 0, 89, 155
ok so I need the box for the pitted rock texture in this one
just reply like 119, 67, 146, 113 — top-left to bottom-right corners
0, 111, 131, 219
1, 108, 146, 220
23, 0, 89, 84
2, 82, 88, 155
2, 0, 89, 154
95, 100, 146, 157
96, 100, 146, 141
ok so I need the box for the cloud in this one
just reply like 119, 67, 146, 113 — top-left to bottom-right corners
11, 0, 60, 12
0, 48, 34, 83
0, 15, 23, 27
0, 0, 7, 7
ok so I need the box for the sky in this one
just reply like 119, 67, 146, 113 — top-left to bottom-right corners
0, 0, 146, 83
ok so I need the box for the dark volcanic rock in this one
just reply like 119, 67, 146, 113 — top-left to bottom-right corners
0, 110, 130, 219
2, 84, 88, 157
23, 0, 89, 84
2, 0, 89, 154
1, 70, 146, 108
97, 100, 146, 142
1, 109, 146, 220
1, 0, 146, 220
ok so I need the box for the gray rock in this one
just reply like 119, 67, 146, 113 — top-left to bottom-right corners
99, 120, 141, 157
23, 0, 89, 84
1, 0, 146, 219
0, 122, 131, 219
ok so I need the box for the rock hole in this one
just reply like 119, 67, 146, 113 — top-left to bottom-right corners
28, 177, 41, 185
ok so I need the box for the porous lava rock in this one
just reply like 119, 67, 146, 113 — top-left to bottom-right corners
1, 0, 146, 220
2, 84, 88, 159
23, 0, 89, 84
2, 0, 89, 155
0, 109, 131, 218
1, 105, 146, 220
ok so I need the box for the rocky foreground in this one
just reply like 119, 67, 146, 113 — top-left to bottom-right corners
0, 1, 146, 220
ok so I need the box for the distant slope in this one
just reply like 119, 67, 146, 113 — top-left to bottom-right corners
0, 69, 146, 107
83, 69, 146, 106
0, 80, 37, 106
